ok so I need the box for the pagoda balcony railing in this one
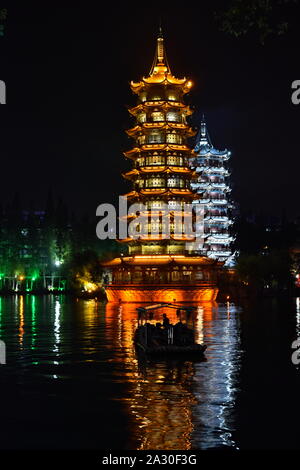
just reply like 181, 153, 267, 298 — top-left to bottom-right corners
135, 163, 189, 170
140, 100, 184, 107
145, 118, 184, 124
197, 199, 210, 204
197, 154, 229, 161
204, 231, 230, 237
194, 198, 228, 205
193, 183, 228, 190
194, 163, 229, 176
205, 216, 229, 222
191, 249, 232, 258
145, 138, 185, 145
207, 232, 231, 238
206, 250, 232, 256
211, 183, 228, 189
108, 279, 215, 286
135, 186, 189, 191
210, 199, 228, 204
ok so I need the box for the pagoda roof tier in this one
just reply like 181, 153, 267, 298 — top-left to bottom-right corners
128, 101, 193, 116
126, 122, 195, 137
196, 152, 230, 160
194, 117, 231, 159
124, 144, 196, 159
131, 77, 192, 94
123, 166, 196, 180
194, 166, 230, 176
130, 32, 193, 94
123, 188, 197, 200
102, 254, 219, 267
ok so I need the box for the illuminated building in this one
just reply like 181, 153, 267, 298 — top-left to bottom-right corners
191, 116, 235, 263
103, 30, 222, 302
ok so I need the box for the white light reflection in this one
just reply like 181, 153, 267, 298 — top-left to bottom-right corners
217, 305, 240, 449
296, 297, 300, 336
192, 302, 241, 450
53, 299, 61, 366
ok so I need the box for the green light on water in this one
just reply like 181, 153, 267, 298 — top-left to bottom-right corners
31, 296, 36, 315
31, 296, 36, 349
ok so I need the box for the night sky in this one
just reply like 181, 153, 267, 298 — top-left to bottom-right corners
0, 3, 299, 221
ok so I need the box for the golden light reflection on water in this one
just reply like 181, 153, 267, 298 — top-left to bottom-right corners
105, 302, 197, 450
9, 295, 241, 449
18, 295, 25, 347
103, 301, 241, 450
79, 299, 102, 360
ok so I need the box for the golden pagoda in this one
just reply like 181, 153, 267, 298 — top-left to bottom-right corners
103, 29, 222, 302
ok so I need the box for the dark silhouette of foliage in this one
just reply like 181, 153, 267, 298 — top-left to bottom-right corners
215, 0, 298, 44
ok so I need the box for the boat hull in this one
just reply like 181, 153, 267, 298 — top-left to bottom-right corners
135, 342, 207, 357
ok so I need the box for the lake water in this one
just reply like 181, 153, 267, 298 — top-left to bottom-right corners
0, 295, 299, 450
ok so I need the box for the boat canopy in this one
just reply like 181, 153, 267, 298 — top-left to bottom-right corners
136, 303, 197, 322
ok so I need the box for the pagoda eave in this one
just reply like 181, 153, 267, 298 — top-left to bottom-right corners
122, 166, 196, 180
126, 123, 196, 137
124, 145, 196, 159
130, 76, 192, 94
103, 254, 219, 267
128, 101, 193, 116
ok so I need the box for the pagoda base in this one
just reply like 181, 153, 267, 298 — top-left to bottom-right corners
104, 284, 218, 303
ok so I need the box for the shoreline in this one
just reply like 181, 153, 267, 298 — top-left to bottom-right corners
0, 286, 298, 302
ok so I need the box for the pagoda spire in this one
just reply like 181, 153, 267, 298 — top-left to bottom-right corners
158, 17, 163, 38
149, 23, 171, 76
195, 114, 212, 151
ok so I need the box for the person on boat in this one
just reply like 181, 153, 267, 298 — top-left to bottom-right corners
162, 313, 171, 328
173, 320, 183, 345
173, 320, 193, 346
151, 322, 165, 346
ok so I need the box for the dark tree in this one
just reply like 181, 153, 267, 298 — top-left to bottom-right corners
215, 0, 298, 44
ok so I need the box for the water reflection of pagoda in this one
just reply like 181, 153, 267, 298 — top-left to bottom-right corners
104, 302, 241, 450
103, 30, 222, 303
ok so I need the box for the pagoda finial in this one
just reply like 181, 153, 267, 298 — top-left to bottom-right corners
158, 17, 163, 38
149, 23, 171, 76
201, 114, 207, 137
195, 114, 212, 150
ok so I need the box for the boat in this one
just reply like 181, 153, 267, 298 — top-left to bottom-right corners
134, 303, 207, 357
